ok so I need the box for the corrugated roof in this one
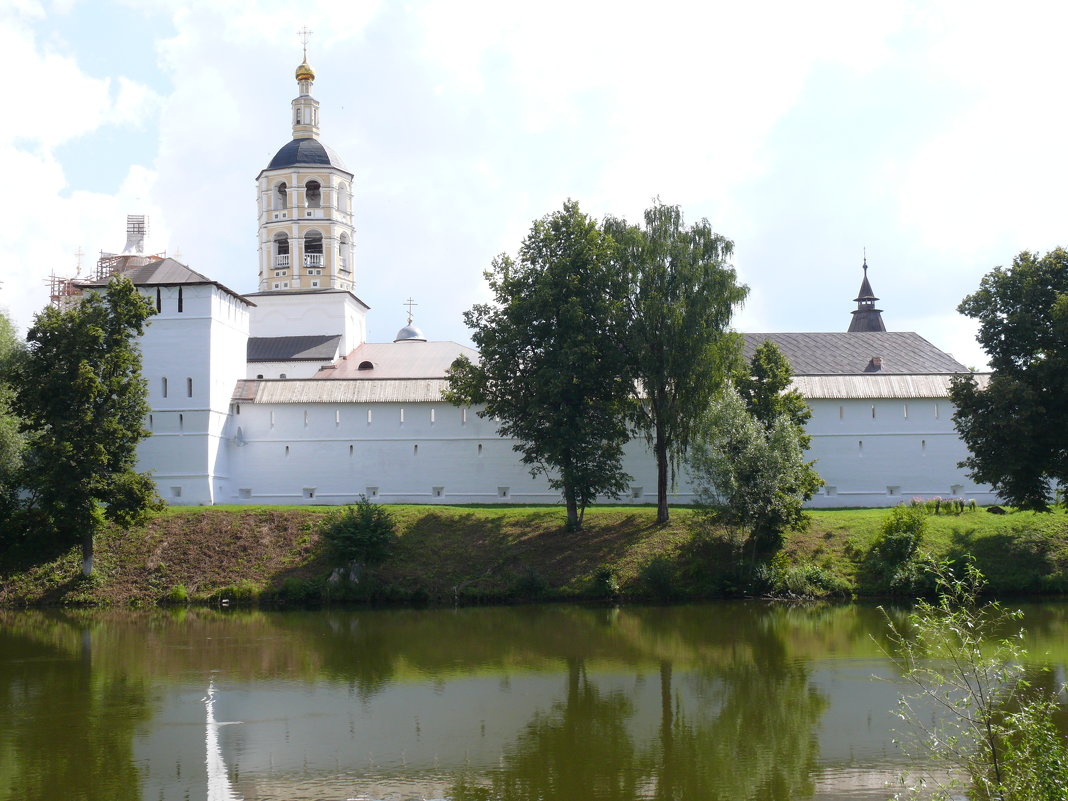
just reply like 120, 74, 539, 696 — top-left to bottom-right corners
232, 373, 991, 404
75, 258, 253, 306
742, 332, 968, 375
318, 341, 478, 379
238, 378, 451, 404
248, 335, 341, 362
791, 373, 990, 399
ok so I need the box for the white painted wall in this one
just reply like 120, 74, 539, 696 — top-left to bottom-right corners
213, 394, 995, 508
136, 284, 249, 505
247, 291, 366, 355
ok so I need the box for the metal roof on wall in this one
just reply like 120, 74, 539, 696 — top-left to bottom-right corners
743, 332, 969, 375
247, 335, 341, 362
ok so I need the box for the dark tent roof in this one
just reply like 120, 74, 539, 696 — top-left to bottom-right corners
75, 258, 252, 305
262, 138, 350, 174
248, 334, 342, 362
742, 332, 968, 375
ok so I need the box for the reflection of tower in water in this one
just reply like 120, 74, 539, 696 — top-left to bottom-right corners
204, 679, 243, 801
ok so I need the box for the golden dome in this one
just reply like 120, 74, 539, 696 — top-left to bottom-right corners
295, 59, 315, 82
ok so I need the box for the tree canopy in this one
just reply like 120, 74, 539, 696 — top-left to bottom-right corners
688, 344, 822, 560
0, 310, 25, 525
446, 200, 633, 530
950, 248, 1068, 510
605, 202, 748, 523
12, 277, 161, 573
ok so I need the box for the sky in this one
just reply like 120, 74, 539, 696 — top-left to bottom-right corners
4, 0, 1068, 370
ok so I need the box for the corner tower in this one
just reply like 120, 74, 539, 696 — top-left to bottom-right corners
256, 42, 356, 293
847, 258, 886, 333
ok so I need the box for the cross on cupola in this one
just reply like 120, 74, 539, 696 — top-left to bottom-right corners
847, 253, 887, 332
292, 26, 319, 139
404, 297, 418, 325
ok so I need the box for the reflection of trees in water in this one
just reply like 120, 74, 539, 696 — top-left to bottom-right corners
0, 624, 149, 801
452, 658, 640, 801
644, 659, 827, 800
447, 618, 829, 801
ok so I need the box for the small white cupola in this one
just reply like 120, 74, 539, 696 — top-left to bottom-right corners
394, 297, 427, 342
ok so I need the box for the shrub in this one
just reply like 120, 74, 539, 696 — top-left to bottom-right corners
640, 555, 677, 601
871, 504, 927, 569
510, 567, 547, 600
280, 576, 324, 603
162, 583, 189, 605
591, 566, 620, 598
321, 496, 397, 565
756, 552, 853, 599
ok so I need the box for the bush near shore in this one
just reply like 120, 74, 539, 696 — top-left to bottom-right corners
2, 504, 1068, 608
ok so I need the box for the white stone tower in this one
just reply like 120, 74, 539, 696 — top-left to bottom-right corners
256, 37, 356, 293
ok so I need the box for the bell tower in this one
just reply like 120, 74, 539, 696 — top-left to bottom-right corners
256, 30, 356, 293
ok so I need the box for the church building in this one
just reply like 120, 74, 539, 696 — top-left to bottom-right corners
76, 52, 995, 509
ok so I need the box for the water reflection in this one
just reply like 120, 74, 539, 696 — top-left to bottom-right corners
1, 602, 1067, 801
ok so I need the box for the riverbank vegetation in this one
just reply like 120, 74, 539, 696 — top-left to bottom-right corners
2, 502, 1068, 609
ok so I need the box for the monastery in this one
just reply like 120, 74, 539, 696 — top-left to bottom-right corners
73, 53, 994, 509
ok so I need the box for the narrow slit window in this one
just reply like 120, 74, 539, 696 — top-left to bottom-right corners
177, 286, 184, 313
367, 409, 373, 424
162, 377, 168, 398
149, 414, 153, 429
270, 410, 275, 427
430, 408, 436, 424
462, 408, 468, 424
858, 439, 863, 454
903, 403, 909, 419
839, 405, 844, 419
871, 405, 876, 419
186, 377, 193, 397
335, 409, 340, 426
349, 444, 354, 456
400, 408, 405, 424
155, 288, 161, 313
304, 409, 309, 427
285, 445, 290, 457
178, 413, 184, 431
478, 443, 483, 456
413, 443, 418, 456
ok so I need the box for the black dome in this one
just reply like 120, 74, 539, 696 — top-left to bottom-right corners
266, 138, 349, 172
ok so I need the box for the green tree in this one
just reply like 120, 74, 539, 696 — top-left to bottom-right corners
687, 385, 822, 561
736, 339, 811, 443
446, 201, 633, 531
0, 311, 25, 527
605, 202, 748, 524
884, 562, 1068, 800
12, 277, 161, 575
950, 248, 1068, 510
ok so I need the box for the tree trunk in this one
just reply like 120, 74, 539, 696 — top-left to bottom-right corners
565, 486, 581, 531
655, 422, 670, 524
81, 529, 94, 576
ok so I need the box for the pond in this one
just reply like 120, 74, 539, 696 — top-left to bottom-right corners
2, 601, 1067, 801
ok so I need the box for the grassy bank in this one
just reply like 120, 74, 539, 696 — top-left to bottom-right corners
2, 504, 1068, 608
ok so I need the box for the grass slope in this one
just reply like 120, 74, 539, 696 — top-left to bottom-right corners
2, 504, 1067, 607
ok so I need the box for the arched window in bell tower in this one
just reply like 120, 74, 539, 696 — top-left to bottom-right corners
273, 233, 290, 268
305, 180, 321, 209
304, 230, 323, 269
339, 233, 350, 273
274, 182, 287, 211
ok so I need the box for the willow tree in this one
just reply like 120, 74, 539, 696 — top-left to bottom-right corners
606, 202, 748, 524
446, 201, 633, 530
13, 277, 160, 574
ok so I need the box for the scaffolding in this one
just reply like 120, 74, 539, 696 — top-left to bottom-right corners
46, 214, 165, 308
